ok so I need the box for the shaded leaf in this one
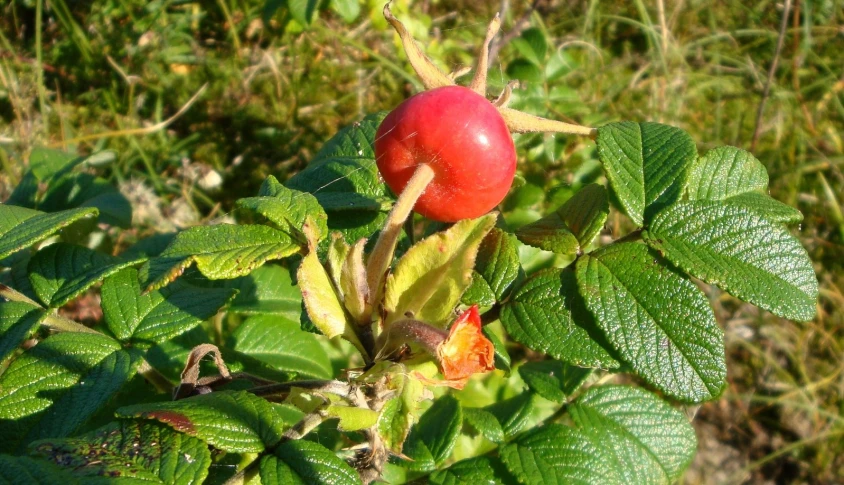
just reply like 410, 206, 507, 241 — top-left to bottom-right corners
259, 439, 361, 485
0, 206, 99, 261
0, 455, 79, 485
429, 456, 519, 485
0, 300, 44, 363
117, 390, 286, 453
286, 113, 390, 243
645, 201, 817, 321
500, 268, 619, 369
0, 333, 141, 453
485, 392, 535, 438
473, 228, 521, 301
102, 268, 236, 347
519, 360, 591, 403
32, 420, 212, 485
40, 173, 132, 228
596, 122, 696, 225
377, 373, 424, 453
28, 243, 143, 308
462, 407, 505, 443
224, 264, 301, 319
399, 395, 462, 471
516, 184, 609, 255
576, 243, 727, 402
330, 0, 360, 23
483, 327, 511, 375
229, 315, 332, 379
288, 0, 319, 26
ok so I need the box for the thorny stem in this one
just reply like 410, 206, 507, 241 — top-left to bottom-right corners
364, 164, 435, 321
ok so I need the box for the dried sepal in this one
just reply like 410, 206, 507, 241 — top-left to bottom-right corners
341, 237, 370, 325
493, 80, 520, 108
383, 2, 454, 90
448, 66, 473, 82
498, 106, 597, 137
468, 13, 501, 96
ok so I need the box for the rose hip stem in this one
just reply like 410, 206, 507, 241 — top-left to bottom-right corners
365, 163, 435, 318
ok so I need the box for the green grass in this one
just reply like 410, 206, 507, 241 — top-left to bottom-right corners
1, 0, 842, 482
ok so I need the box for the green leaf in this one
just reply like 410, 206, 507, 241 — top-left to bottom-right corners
286, 113, 390, 242
378, 373, 424, 453
473, 228, 521, 301
102, 268, 236, 346
722, 191, 804, 224
259, 439, 361, 485
0, 206, 99, 261
462, 407, 505, 443
518, 360, 592, 403
569, 386, 697, 482
144, 327, 212, 383
485, 393, 535, 438
139, 224, 299, 291
325, 403, 379, 431
288, 0, 319, 26
687, 146, 801, 223
596, 122, 696, 225
330, 0, 360, 23
39, 173, 132, 228
461, 271, 496, 309
224, 264, 301, 319
27, 243, 143, 308
0, 332, 141, 453
117, 390, 286, 453
229, 315, 332, 379
0, 301, 44, 362
0, 455, 79, 484
6, 148, 93, 208
32, 420, 212, 485
429, 456, 518, 485
516, 184, 609, 255
399, 395, 463, 471
512, 28, 547, 66
237, 176, 328, 244
644, 200, 817, 321
500, 424, 630, 484
385, 215, 496, 327
287, 113, 388, 207
500, 268, 619, 369
576, 243, 727, 402
483, 327, 511, 375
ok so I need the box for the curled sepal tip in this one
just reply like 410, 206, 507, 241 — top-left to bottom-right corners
383, 2, 453, 90
468, 12, 501, 96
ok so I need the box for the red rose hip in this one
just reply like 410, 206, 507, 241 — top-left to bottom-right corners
375, 85, 517, 222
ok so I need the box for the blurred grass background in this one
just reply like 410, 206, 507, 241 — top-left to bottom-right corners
1, 0, 842, 482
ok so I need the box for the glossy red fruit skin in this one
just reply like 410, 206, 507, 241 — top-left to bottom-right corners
375, 85, 517, 222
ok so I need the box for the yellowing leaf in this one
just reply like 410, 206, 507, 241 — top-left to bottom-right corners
384, 215, 496, 327
298, 249, 368, 359
297, 251, 347, 339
